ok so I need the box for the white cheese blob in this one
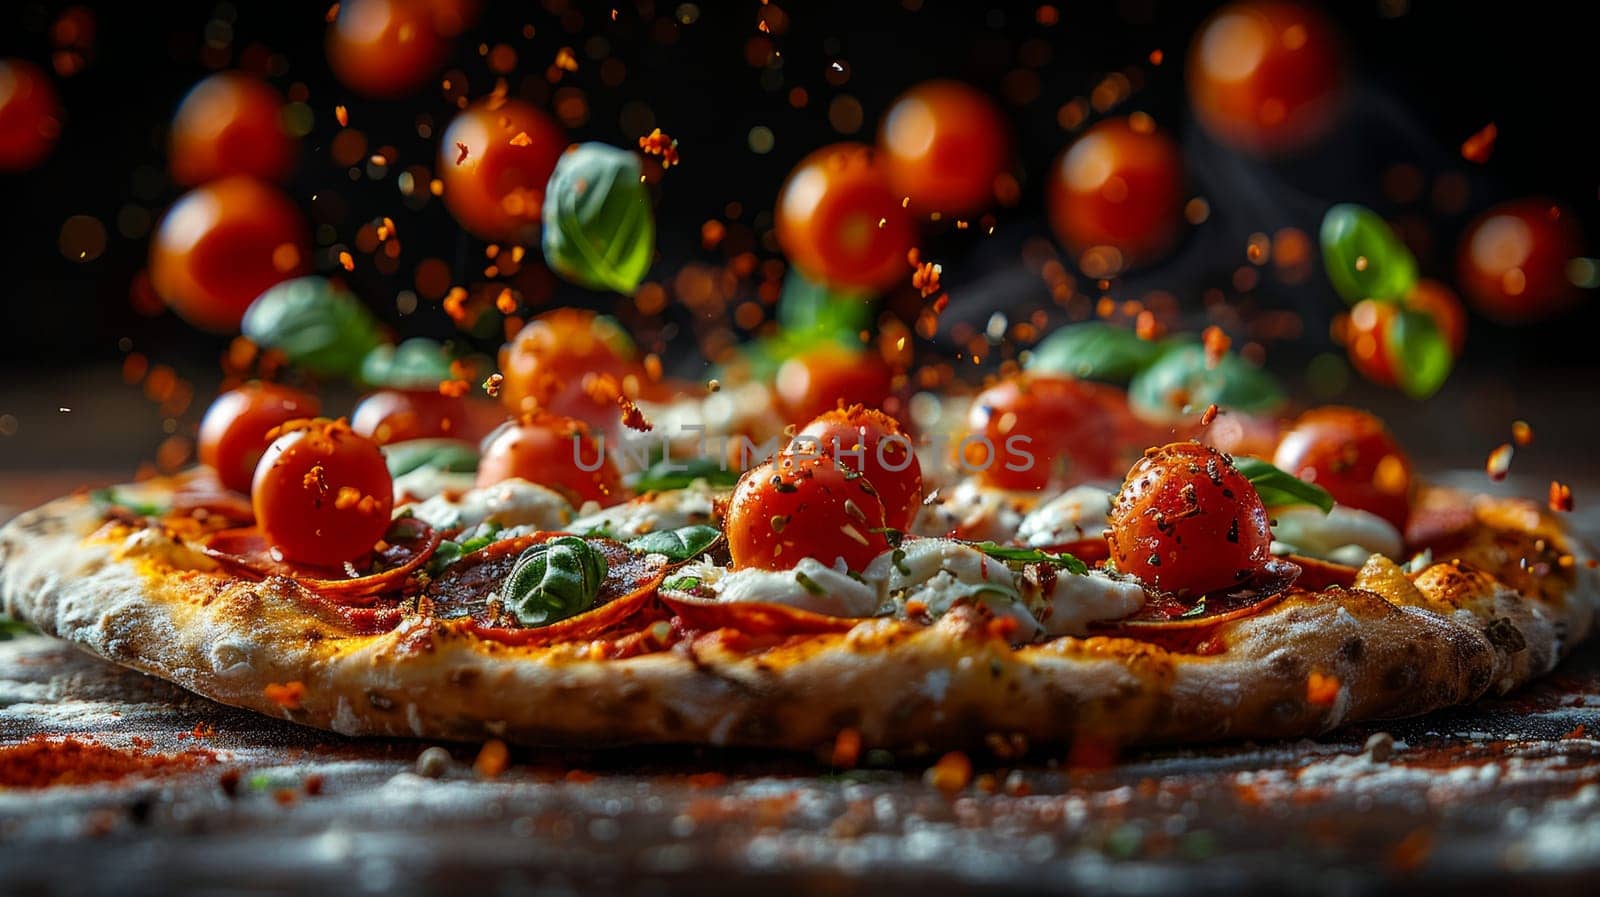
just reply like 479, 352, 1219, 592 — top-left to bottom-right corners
910, 478, 1033, 543
391, 468, 476, 504
568, 480, 723, 539
1015, 485, 1114, 548
1030, 569, 1146, 637
403, 478, 575, 532
677, 557, 879, 618
863, 539, 1041, 636
1270, 504, 1404, 564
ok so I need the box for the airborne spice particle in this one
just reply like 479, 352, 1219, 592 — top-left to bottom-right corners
1486, 443, 1514, 481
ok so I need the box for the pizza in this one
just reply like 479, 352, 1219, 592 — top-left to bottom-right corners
2, 332, 1595, 754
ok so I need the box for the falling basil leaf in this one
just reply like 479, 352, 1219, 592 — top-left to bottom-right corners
541, 143, 655, 295
1128, 345, 1285, 420
1385, 307, 1455, 399
1026, 323, 1173, 383
89, 487, 167, 517
625, 456, 739, 492
242, 276, 385, 380
1319, 204, 1419, 306
971, 541, 1089, 575
501, 535, 608, 627
359, 338, 457, 390
627, 524, 721, 561
1232, 457, 1335, 513
383, 438, 479, 478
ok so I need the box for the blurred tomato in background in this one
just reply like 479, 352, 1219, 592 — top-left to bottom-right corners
1457, 199, 1584, 323
1047, 117, 1184, 277
437, 97, 567, 243
326, 0, 474, 99
878, 80, 1010, 218
168, 71, 295, 185
776, 143, 914, 291
0, 59, 62, 171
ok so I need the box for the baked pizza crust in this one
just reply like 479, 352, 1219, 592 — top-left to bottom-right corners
2, 481, 1595, 752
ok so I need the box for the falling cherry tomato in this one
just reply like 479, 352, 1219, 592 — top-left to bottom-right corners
198, 383, 322, 493
437, 98, 567, 243
878, 80, 1011, 217
1344, 281, 1466, 391
1273, 406, 1413, 530
776, 143, 915, 291
1187, 1, 1345, 155
149, 176, 310, 332
1047, 117, 1184, 275
797, 406, 923, 531
326, 0, 458, 99
773, 345, 896, 425
964, 373, 1127, 492
476, 414, 627, 508
498, 309, 642, 417
726, 452, 891, 572
1457, 199, 1584, 323
252, 420, 394, 568
0, 59, 62, 171
169, 72, 296, 186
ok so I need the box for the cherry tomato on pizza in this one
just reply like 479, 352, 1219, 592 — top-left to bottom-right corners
326, 0, 468, 99
1272, 406, 1413, 530
774, 345, 895, 425
1047, 117, 1184, 274
198, 383, 322, 494
1107, 442, 1273, 596
437, 98, 566, 243
797, 406, 923, 531
149, 176, 310, 332
252, 420, 394, 568
0, 59, 62, 171
351, 389, 484, 446
775, 143, 915, 291
726, 452, 891, 572
169, 72, 296, 186
964, 373, 1126, 492
1456, 199, 1584, 323
878, 80, 1011, 217
476, 413, 626, 508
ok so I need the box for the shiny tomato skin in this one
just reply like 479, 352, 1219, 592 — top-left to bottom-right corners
965, 373, 1127, 492
437, 98, 567, 243
326, 0, 456, 99
1343, 300, 1400, 389
797, 406, 923, 531
726, 453, 891, 572
1107, 442, 1272, 596
475, 414, 626, 507
1048, 118, 1185, 274
169, 72, 296, 186
1456, 199, 1583, 323
351, 389, 480, 445
774, 345, 896, 426
879, 80, 1010, 217
0, 59, 61, 171
498, 309, 641, 417
776, 143, 916, 291
1272, 406, 1413, 530
252, 421, 394, 568
1187, 1, 1345, 155
198, 383, 322, 493
149, 176, 310, 332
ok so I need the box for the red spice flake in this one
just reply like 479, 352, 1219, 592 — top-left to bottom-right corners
335, 105, 349, 127
638, 128, 680, 168
1512, 420, 1534, 446
1066, 735, 1119, 771
338, 251, 355, 272
0, 735, 217, 789
438, 378, 471, 398
1202, 325, 1231, 369
1306, 671, 1341, 706
263, 681, 306, 710
1549, 480, 1574, 513
301, 462, 328, 496
185, 722, 216, 740
985, 614, 1019, 642
509, 131, 533, 147
618, 395, 653, 432
482, 373, 504, 397
1388, 828, 1434, 873
1135, 309, 1163, 341
1200, 403, 1219, 427
495, 287, 518, 314
219, 768, 242, 797
1460, 122, 1497, 164
1486, 443, 1514, 481
273, 788, 298, 806
474, 738, 509, 778
1148, 49, 1164, 65
907, 248, 942, 298
1562, 724, 1587, 740
324, 4, 339, 23
443, 286, 471, 324
303, 773, 325, 795
454, 141, 470, 165
830, 727, 862, 767
925, 751, 973, 794
554, 46, 578, 72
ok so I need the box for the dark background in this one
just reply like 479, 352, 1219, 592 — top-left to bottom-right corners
0, 0, 1595, 475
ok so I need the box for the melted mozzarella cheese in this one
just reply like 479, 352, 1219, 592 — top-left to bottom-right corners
678, 557, 879, 618
1270, 505, 1403, 564
403, 478, 575, 532
910, 478, 1034, 543
1015, 485, 1113, 548
863, 539, 1041, 636
568, 480, 723, 538
391, 468, 476, 504
1030, 569, 1146, 637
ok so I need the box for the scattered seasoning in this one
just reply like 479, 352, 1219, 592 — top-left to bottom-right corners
303, 773, 325, 795
337, 251, 355, 272
638, 128, 679, 168
1200, 403, 1219, 427
1486, 443, 1514, 481
831, 727, 862, 768
482, 373, 504, 397
509, 130, 533, 147
474, 739, 509, 778
1202, 326, 1230, 369
1364, 731, 1395, 762
273, 788, 298, 806
908, 248, 942, 299
1306, 671, 1341, 706
263, 681, 305, 710
924, 752, 973, 794
438, 378, 470, 398
334, 104, 348, 128
1460, 122, 1497, 164
618, 395, 652, 431
1511, 420, 1534, 446
454, 141, 470, 165
1388, 828, 1434, 872
415, 746, 452, 778
1549, 481, 1574, 513
0, 735, 217, 788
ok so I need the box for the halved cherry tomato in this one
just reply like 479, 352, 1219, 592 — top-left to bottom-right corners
878, 80, 1010, 217
498, 308, 645, 417
1456, 199, 1583, 323
1272, 406, 1413, 530
326, 0, 464, 99
476, 413, 626, 507
169, 72, 295, 186
1187, 1, 1345, 155
1047, 117, 1184, 274
437, 97, 566, 243
774, 345, 895, 425
775, 143, 915, 291
797, 405, 923, 531
252, 420, 394, 568
198, 383, 322, 494
149, 176, 310, 332
964, 372, 1126, 492
726, 453, 890, 571
351, 389, 490, 445
0, 59, 61, 171
1107, 442, 1273, 596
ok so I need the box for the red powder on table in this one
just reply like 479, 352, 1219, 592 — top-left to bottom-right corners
0, 735, 218, 789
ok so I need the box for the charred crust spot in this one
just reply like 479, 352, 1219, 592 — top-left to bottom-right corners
1340, 637, 1365, 662
1383, 663, 1419, 692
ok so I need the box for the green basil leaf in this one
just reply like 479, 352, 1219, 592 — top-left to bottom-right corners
242, 276, 385, 380
501, 535, 608, 627
383, 438, 479, 478
625, 456, 739, 492
662, 575, 701, 592
541, 143, 655, 295
1, 616, 38, 640
1385, 307, 1455, 399
627, 524, 721, 561
971, 541, 1089, 576
89, 487, 167, 517
1026, 324, 1171, 383
1319, 204, 1419, 306
359, 338, 456, 390
1128, 344, 1284, 420
794, 571, 828, 596
1232, 457, 1335, 513
425, 541, 465, 575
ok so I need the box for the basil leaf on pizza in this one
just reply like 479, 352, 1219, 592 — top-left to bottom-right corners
501, 536, 609, 627
382, 438, 479, 478
1232, 457, 1335, 513
626, 456, 739, 492
541, 143, 655, 296
627, 525, 721, 561
242, 276, 385, 380
971, 541, 1089, 575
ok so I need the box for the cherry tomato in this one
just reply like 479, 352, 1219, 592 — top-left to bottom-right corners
475, 414, 626, 507
774, 345, 895, 426
797, 406, 923, 531
1047, 117, 1185, 274
726, 452, 891, 572
149, 176, 310, 332
1, 59, 61, 171
1344, 283, 1466, 390
1273, 406, 1413, 530
326, 0, 459, 99
198, 383, 323, 493
252, 420, 394, 568
1107, 442, 1272, 596
776, 143, 915, 291
437, 98, 567, 243
878, 80, 1010, 217
1201, 411, 1280, 460
351, 389, 489, 445
1456, 199, 1584, 323
964, 373, 1126, 492
169, 72, 296, 186
499, 309, 642, 417
1187, 1, 1345, 155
